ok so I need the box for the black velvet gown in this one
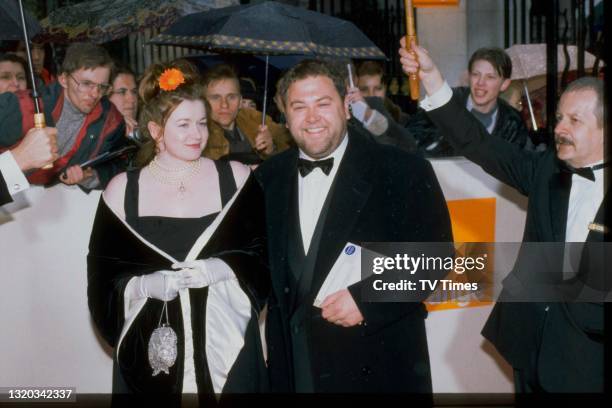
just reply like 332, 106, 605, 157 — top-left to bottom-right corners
87, 160, 269, 406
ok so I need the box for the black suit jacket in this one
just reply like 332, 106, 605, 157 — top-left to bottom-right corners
255, 129, 453, 393
426, 93, 607, 392
0, 170, 12, 206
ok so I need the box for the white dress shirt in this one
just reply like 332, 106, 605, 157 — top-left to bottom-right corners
562, 163, 605, 274
0, 151, 30, 197
565, 163, 605, 242
298, 134, 349, 253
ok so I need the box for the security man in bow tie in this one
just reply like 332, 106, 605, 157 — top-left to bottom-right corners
255, 59, 452, 394
400, 37, 608, 395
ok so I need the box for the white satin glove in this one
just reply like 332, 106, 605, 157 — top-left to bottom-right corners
172, 258, 236, 289
125, 270, 182, 301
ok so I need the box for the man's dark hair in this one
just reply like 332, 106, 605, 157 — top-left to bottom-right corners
563, 76, 604, 128
356, 60, 387, 84
276, 59, 346, 107
60, 43, 114, 75
110, 63, 136, 87
468, 47, 513, 79
202, 64, 240, 90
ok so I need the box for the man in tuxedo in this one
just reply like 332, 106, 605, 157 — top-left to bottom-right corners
255, 59, 453, 393
399, 39, 607, 393
0, 127, 57, 206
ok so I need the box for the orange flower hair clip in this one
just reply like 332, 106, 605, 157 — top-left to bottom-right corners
158, 68, 185, 91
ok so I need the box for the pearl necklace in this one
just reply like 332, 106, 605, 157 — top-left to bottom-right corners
147, 156, 202, 198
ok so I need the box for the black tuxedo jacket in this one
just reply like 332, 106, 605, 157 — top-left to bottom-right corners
427, 94, 607, 392
255, 129, 453, 393
0, 170, 11, 206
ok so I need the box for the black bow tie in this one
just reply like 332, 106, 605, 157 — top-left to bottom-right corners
297, 157, 334, 177
561, 161, 609, 181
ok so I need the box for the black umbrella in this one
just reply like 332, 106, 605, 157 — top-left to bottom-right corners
149, 1, 385, 59
0, 0, 41, 40
150, 1, 385, 123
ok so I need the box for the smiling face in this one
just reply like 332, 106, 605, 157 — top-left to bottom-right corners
0, 61, 27, 94
59, 67, 111, 114
469, 59, 511, 113
150, 99, 209, 164
205, 78, 241, 130
554, 89, 603, 168
284, 75, 349, 159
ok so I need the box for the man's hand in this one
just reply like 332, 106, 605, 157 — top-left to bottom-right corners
11, 127, 59, 171
320, 289, 364, 327
59, 165, 94, 185
398, 37, 445, 96
255, 124, 274, 154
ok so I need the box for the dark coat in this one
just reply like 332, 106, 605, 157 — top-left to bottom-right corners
255, 128, 453, 393
87, 175, 270, 402
406, 86, 528, 157
426, 93, 606, 392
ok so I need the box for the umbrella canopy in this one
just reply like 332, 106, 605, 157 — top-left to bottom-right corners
149, 1, 386, 59
0, 0, 41, 41
506, 43, 599, 80
39, 0, 221, 44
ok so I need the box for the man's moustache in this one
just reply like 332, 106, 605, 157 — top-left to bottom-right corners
555, 135, 573, 145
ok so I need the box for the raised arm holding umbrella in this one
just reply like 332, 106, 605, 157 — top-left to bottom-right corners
0, 0, 56, 170
0, 0, 59, 203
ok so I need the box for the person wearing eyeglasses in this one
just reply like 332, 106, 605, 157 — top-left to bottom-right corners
108, 65, 139, 138
0, 43, 126, 190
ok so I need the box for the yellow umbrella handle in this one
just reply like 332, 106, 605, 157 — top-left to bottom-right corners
34, 113, 53, 170
404, 0, 420, 100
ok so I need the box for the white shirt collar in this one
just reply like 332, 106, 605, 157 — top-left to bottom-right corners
298, 132, 349, 173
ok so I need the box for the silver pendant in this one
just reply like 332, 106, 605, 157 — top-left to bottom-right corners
178, 182, 186, 199
148, 323, 178, 376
